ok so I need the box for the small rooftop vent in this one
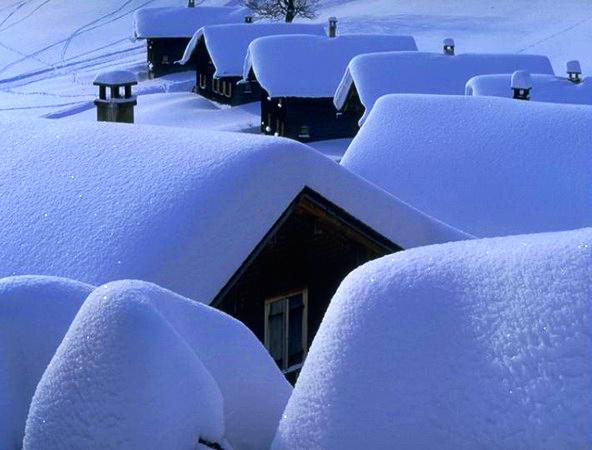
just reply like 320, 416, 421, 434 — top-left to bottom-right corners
188, 0, 195, 7
328, 17, 338, 38
566, 60, 582, 83
443, 38, 455, 55
511, 70, 532, 101
245, 15, 253, 23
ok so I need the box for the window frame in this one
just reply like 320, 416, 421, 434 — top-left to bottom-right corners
264, 289, 309, 375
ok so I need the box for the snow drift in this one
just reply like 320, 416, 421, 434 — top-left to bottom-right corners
0, 276, 93, 450
274, 227, 592, 449
341, 94, 592, 238
24, 280, 291, 450
0, 120, 464, 302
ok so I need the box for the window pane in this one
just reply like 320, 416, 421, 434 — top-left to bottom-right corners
268, 301, 285, 369
288, 295, 304, 367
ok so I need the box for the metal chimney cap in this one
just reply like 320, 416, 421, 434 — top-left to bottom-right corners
511, 70, 532, 90
443, 38, 455, 46
566, 60, 582, 74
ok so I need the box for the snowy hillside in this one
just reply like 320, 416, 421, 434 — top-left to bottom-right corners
0, 0, 590, 119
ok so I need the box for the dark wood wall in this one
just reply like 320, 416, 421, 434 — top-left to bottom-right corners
213, 190, 401, 380
147, 38, 192, 78
260, 93, 360, 142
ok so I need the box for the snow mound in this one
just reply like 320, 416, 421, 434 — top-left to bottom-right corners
0, 120, 464, 302
244, 34, 418, 98
0, 276, 93, 450
94, 70, 137, 86
334, 51, 554, 123
274, 227, 592, 449
341, 94, 592, 237
178, 23, 326, 75
133, 6, 250, 39
466, 73, 592, 105
24, 280, 292, 450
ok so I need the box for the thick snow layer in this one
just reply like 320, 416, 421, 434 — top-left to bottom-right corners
341, 94, 592, 238
94, 70, 137, 86
0, 276, 93, 450
178, 23, 326, 76
334, 51, 554, 122
0, 120, 465, 303
467, 73, 592, 105
243, 34, 418, 98
133, 6, 250, 39
24, 280, 291, 450
274, 227, 592, 449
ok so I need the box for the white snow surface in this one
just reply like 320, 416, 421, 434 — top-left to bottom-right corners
467, 73, 592, 105
243, 34, 418, 98
24, 280, 292, 449
0, 119, 465, 303
334, 51, 554, 122
274, 227, 592, 449
341, 94, 592, 238
133, 6, 250, 39
0, 276, 93, 450
94, 69, 137, 86
178, 23, 326, 75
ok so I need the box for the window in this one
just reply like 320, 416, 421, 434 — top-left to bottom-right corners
298, 125, 311, 139
224, 81, 232, 98
243, 82, 252, 94
199, 73, 206, 89
264, 290, 308, 375
212, 77, 219, 93
161, 55, 169, 65
276, 119, 285, 137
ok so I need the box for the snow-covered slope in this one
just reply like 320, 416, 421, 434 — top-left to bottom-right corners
341, 94, 592, 238
0, 276, 93, 450
0, 0, 590, 119
274, 227, 592, 449
25, 280, 292, 450
0, 119, 464, 302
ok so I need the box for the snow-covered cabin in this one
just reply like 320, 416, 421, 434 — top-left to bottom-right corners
466, 72, 592, 105
177, 23, 326, 106
242, 34, 418, 142
274, 227, 592, 448
341, 94, 592, 238
334, 51, 554, 124
0, 120, 464, 382
132, 6, 249, 78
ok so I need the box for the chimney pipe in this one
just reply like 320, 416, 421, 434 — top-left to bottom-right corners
245, 15, 253, 23
188, 0, 195, 7
328, 17, 338, 38
511, 70, 532, 101
443, 38, 455, 55
566, 60, 582, 83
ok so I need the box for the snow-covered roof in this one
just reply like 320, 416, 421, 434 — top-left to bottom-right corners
334, 51, 554, 123
243, 34, 418, 98
466, 73, 592, 105
0, 276, 93, 450
0, 120, 465, 303
25, 280, 291, 450
133, 6, 249, 39
274, 227, 592, 449
178, 23, 326, 77
93, 70, 137, 86
341, 94, 592, 238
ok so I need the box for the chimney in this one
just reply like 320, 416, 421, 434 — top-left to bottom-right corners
188, 0, 195, 7
511, 70, 532, 101
566, 60, 582, 83
328, 17, 338, 38
245, 15, 253, 23
443, 38, 455, 55
93, 70, 138, 123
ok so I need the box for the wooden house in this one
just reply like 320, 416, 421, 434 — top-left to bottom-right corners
132, 6, 248, 78
334, 49, 554, 125
177, 23, 326, 106
242, 33, 418, 142
1, 122, 465, 383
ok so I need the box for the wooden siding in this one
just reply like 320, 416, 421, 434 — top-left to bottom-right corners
147, 38, 192, 78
